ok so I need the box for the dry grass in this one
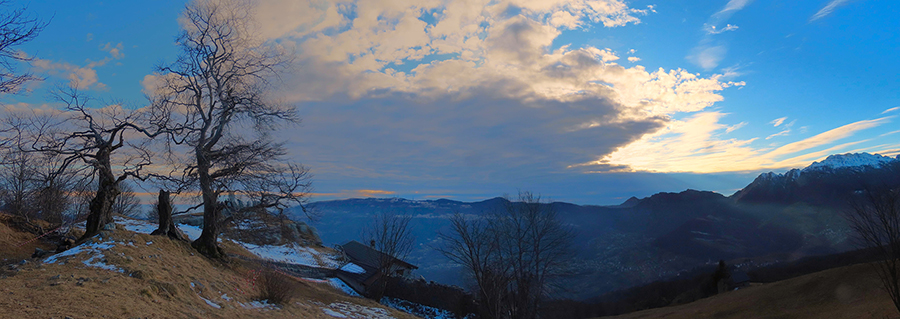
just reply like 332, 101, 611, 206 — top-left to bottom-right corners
606, 262, 897, 319
0, 217, 420, 319
256, 269, 298, 305
0, 214, 55, 262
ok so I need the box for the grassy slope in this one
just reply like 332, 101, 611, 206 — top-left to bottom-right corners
0, 214, 55, 262
605, 262, 896, 319
0, 218, 419, 319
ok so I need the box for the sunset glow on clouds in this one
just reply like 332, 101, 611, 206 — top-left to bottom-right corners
3, 0, 899, 203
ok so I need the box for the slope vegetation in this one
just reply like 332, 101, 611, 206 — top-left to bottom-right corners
606, 262, 895, 319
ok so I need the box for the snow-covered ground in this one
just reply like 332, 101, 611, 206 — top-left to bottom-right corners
239, 242, 341, 268
339, 262, 365, 274
43, 241, 124, 273
381, 297, 468, 319
117, 216, 342, 268
319, 301, 395, 319
328, 278, 361, 297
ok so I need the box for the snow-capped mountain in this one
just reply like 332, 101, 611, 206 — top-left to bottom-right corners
733, 152, 900, 205
802, 152, 900, 172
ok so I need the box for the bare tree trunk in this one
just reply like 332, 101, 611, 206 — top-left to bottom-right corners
151, 190, 185, 240
191, 153, 223, 257
79, 150, 119, 242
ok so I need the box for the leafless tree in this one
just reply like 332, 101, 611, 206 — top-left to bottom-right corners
0, 117, 85, 230
0, 0, 46, 94
111, 181, 141, 218
362, 211, 415, 300
439, 192, 573, 319
0, 146, 40, 221
846, 185, 900, 313
26, 86, 159, 242
149, 0, 311, 258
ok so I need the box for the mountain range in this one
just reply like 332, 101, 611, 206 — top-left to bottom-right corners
292, 153, 900, 300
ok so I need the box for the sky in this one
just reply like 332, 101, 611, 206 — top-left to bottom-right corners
2, 0, 899, 205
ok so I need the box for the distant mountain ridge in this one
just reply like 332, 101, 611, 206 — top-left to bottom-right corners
295, 152, 900, 300
732, 152, 900, 205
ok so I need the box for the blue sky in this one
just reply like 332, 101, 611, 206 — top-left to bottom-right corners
2, 0, 898, 205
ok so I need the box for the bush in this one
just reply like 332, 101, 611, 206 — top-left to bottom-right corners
257, 269, 297, 305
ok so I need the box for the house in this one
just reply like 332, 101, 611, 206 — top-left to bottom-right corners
335, 240, 418, 296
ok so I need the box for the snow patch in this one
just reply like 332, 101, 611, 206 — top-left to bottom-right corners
381, 297, 464, 319
239, 300, 276, 309
199, 295, 221, 309
328, 277, 361, 297
323, 308, 348, 318
43, 241, 122, 272
339, 262, 365, 274
238, 243, 340, 268
322, 302, 395, 319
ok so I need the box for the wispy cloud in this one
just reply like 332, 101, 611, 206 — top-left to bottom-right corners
627, 56, 641, 62
597, 114, 895, 173
882, 106, 900, 114
705, 23, 739, 35
766, 129, 790, 139
810, 0, 851, 22
765, 116, 891, 158
689, 45, 728, 70
770, 117, 787, 127
689, 0, 752, 69
714, 0, 754, 19
726, 121, 747, 133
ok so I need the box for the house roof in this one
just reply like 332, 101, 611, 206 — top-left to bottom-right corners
340, 240, 418, 270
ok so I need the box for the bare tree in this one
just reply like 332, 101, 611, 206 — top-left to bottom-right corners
150, 0, 311, 258
28, 86, 158, 242
0, 0, 46, 94
111, 181, 141, 217
0, 146, 39, 221
846, 185, 900, 313
362, 211, 415, 300
0, 122, 80, 228
439, 192, 573, 319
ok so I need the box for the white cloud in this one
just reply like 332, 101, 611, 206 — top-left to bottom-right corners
595, 115, 894, 173
704, 23, 739, 34
715, 0, 753, 17
882, 106, 900, 114
726, 121, 747, 133
770, 116, 787, 127
627, 56, 640, 62
689, 0, 751, 69
32, 58, 107, 90
689, 45, 727, 70
174, 0, 748, 180
29, 40, 125, 90
101, 42, 124, 59
810, 0, 850, 22
765, 129, 790, 139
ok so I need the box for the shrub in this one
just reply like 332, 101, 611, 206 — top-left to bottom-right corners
256, 269, 297, 305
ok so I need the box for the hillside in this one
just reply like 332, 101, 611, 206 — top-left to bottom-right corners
0, 215, 420, 319
605, 262, 895, 319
